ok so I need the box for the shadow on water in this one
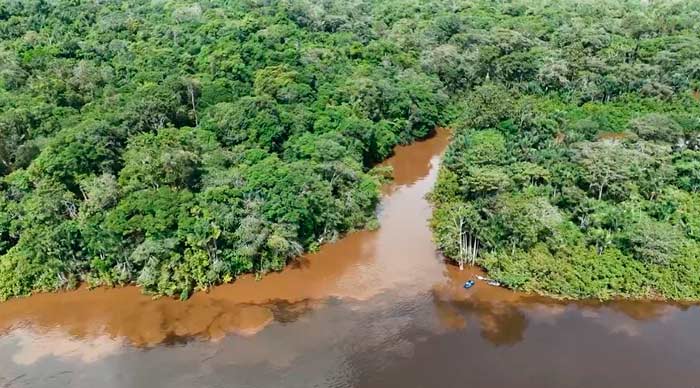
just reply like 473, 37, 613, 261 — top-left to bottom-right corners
0, 129, 450, 348
1, 127, 700, 388
428, 263, 695, 347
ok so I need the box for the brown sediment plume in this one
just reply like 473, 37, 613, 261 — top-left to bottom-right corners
0, 286, 278, 347
430, 263, 686, 345
0, 129, 451, 347
0, 125, 686, 356
431, 265, 541, 345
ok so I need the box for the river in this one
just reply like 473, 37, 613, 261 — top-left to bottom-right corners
1, 129, 699, 387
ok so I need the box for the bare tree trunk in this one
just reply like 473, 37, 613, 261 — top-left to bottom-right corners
458, 217, 465, 270
187, 83, 198, 126
455, 214, 481, 270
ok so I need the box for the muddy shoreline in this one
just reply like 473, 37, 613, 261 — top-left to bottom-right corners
2, 128, 700, 388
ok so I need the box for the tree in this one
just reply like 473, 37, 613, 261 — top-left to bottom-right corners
674, 150, 700, 193
625, 219, 686, 266
420, 44, 471, 91
253, 65, 311, 104
463, 166, 512, 197
576, 140, 647, 201
443, 129, 508, 178
430, 202, 482, 270
629, 113, 684, 143
118, 127, 215, 193
201, 96, 291, 151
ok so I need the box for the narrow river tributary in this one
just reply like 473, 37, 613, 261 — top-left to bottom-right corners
1, 129, 699, 388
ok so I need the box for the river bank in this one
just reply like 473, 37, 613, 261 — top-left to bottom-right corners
2, 128, 700, 388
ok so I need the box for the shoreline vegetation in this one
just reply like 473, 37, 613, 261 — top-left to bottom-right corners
1, 0, 699, 302
428, 3, 700, 300
0, 0, 447, 301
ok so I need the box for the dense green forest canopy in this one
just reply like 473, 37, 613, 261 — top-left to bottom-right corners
428, 1, 700, 299
1, 0, 699, 300
0, 0, 448, 300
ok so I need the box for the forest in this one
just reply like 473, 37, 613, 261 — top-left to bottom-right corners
1, 0, 699, 300
0, 0, 448, 300
429, 1, 700, 299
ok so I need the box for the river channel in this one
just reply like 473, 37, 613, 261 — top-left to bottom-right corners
1, 129, 699, 388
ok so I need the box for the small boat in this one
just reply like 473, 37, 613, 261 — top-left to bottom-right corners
478, 274, 501, 283
463, 280, 475, 289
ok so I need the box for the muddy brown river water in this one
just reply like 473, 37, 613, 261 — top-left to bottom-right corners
1, 129, 699, 388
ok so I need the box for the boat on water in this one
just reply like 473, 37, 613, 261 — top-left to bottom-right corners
463, 280, 475, 289
476, 274, 501, 287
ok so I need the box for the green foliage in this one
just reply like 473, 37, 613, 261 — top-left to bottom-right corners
429, 0, 700, 300
3, 0, 700, 301
0, 0, 448, 300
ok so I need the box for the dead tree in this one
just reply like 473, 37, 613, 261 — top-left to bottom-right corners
454, 214, 480, 270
